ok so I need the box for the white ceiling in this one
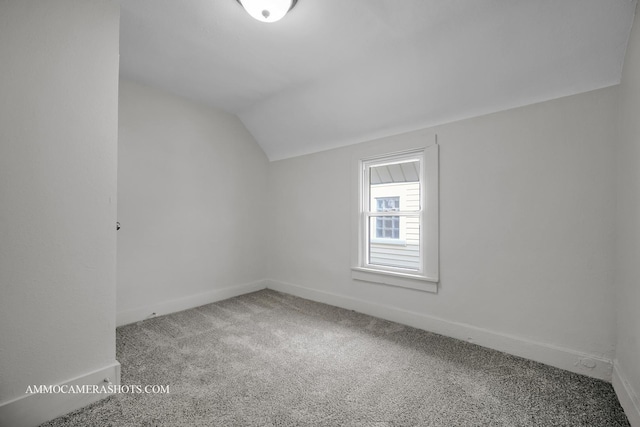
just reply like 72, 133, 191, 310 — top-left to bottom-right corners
120, 0, 637, 161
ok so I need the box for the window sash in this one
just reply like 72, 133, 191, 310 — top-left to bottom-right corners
364, 212, 422, 272
361, 150, 425, 275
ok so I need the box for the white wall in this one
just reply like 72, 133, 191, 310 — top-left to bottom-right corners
268, 86, 619, 379
0, 1, 632, 424
614, 4, 640, 425
0, 0, 120, 424
116, 79, 269, 325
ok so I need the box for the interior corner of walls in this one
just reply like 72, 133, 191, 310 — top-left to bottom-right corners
116, 280, 268, 326
0, 362, 120, 427
613, 361, 640, 427
265, 279, 613, 382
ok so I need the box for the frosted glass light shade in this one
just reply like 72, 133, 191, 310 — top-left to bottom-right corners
238, 0, 295, 23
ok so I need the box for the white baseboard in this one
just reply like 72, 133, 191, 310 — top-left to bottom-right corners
266, 279, 614, 381
116, 280, 267, 326
613, 361, 640, 426
0, 362, 120, 427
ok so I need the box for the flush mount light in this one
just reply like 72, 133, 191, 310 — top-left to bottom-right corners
236, 0, 298, 23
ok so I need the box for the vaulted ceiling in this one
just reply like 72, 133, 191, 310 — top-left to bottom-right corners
120, 0, 637, 160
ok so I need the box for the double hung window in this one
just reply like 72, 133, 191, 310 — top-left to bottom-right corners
352, 144, 439, 292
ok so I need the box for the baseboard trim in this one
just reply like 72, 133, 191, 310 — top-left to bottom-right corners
266, 279, 613, 381
116, 280, 268, 326
613, 361, 640, 426
0, 362, 120, 427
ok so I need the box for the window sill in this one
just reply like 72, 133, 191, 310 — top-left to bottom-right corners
370, 238, 407, 246
351, 267, 438, 293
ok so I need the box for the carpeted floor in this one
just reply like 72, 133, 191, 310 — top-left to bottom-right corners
42, 289, 630, 426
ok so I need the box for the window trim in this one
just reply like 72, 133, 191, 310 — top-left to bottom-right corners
351, 142, 439, 293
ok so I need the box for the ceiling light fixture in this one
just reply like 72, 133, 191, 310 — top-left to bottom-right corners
236, 0, 298, 23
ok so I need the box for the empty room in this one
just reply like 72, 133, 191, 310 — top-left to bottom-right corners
1, 0, 640, 426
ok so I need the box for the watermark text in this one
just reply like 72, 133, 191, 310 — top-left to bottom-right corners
25, 384, 169, 394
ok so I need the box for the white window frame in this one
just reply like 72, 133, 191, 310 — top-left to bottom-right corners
351, 143, 439, 293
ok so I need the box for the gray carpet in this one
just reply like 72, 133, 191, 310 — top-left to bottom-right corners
42, 289, 630, 426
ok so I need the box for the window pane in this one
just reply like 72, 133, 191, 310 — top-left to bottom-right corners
375, 215, 399, 239
369, 161, 420, 213
368, 216, 420, 271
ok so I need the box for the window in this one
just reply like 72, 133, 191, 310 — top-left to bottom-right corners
352, 144, 439, 292
375, 197, 400, 239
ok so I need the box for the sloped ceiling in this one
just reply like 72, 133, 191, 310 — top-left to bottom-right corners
120, 0, 637, 161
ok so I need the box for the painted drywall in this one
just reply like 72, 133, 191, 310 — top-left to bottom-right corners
615, 3, 640, 424
0, 0, 120, 413
267, 86, 619, 378
116, 79, 269, 324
